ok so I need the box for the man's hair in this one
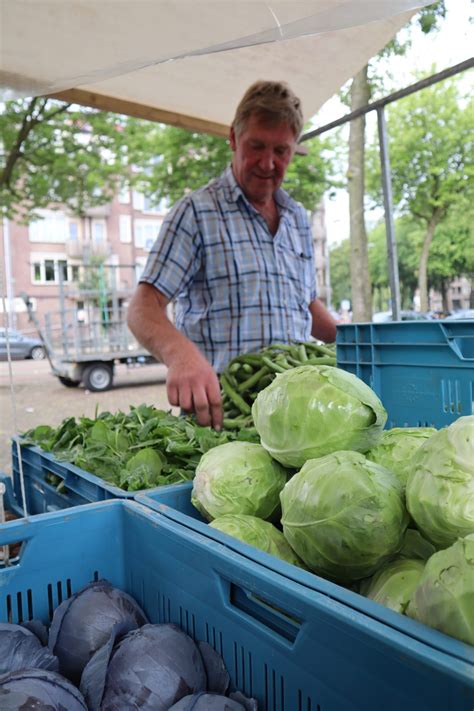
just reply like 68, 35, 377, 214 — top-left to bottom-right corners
232, 80, 304, 139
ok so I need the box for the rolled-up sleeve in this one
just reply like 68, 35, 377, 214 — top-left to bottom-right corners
139, 197, 202, 300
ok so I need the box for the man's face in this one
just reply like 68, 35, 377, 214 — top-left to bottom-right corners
230, 114, 296, 206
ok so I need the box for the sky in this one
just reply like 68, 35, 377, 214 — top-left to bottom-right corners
314, 0, 474, 247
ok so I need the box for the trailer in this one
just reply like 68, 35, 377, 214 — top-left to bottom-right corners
23, 263, 159, 391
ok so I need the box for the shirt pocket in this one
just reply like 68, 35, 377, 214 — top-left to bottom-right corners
281, 245, 314, 308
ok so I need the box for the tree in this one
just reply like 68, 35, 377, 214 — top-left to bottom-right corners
0, 98, 130, 222
344, 1, 446, 319
347, 65, 372, 321
328, 239, 351, 311
427, 194, 474, 310
366, 77, 474, 311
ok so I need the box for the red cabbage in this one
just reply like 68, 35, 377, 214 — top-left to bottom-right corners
0, 669, 87, 710
48, 579, 147, 685
0, 623, 58, 675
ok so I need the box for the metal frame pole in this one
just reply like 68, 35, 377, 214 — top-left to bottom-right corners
377, 106, 401, 320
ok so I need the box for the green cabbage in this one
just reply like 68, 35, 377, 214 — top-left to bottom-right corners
252, 365, 387, 468
407, 534, 474, 645
280, 451, 409, 582
210, 514, 305, 568
359, 559, 425, 614
366, 427, 436, 487
398, 529, 436, 561
406, 416, 474, 547
191, 442, 288, 521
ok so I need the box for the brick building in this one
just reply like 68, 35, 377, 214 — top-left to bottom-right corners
0, 187, 167, 335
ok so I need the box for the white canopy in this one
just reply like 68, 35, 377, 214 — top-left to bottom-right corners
1, 1, 432, 134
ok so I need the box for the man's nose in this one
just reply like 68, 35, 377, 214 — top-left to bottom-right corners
258, 150, 275, 172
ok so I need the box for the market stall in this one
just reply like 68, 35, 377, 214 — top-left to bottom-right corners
1, 2, 473, 709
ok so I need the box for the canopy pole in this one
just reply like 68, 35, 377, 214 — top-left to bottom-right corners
377, 105, 401, 320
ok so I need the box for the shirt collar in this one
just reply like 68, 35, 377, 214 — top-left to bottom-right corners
221, 165, 296, 213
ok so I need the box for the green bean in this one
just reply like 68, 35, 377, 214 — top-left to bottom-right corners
274, 356, 292, 369
223, 417, 253, 429
261, 356, 287, 373
306, 356, 337, 366
298, 344, 308, 362
225, 371, 240, 389
258, 374, 274, 389
285, 355, 304, 367
306, 343, 337, 358
229, 362, 241, 374
236, 354, 266, 366
221, 375, 251, 414
237, 365, 269, 393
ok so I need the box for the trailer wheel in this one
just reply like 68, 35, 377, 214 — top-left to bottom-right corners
83, 363, 114, 391
58, 376, 80, 388
30, 346, 46, 360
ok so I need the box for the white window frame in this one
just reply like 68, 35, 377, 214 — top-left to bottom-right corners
30, 252, 77, 285
119, 214, 132, 243
29, 209, 68, 244
134, 219, 163, 251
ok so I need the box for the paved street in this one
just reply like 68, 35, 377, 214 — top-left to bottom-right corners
0, 358, 171, 476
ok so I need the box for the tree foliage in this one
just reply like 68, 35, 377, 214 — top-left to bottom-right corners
0, 98, 131, 222
366, 76, 474, 310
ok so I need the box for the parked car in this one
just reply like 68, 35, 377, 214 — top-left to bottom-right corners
444, 309, 474, 320
372, 310, 432, 323
0, 328, 45, 360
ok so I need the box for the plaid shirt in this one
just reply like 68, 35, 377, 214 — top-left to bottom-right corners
140, 166, 317, 372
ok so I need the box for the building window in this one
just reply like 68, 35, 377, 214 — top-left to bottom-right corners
30, 255, 76, 285
58, 260, 69, 283
118, 184, 131, 204
134, 219, 163, 250
132, 191, 145, 211
119, 215, 132, 243
29, 210, 68, 243
44, 260, 56, 282
92, 220, 105, 243
33, 263, 41, 282
69, 220, 79, 241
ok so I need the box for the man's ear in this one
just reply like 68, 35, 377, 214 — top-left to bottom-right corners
229, 126, 237, 152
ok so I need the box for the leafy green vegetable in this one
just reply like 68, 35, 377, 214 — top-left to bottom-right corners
280, 451, 409, 582
359, 559, 425, 614
191, 442, 288, 521
366, 427, 436, 487
407, 534, 474, 645
406, 415, 474, 547
252, 365, 387, 468
21, 404, 259, 492
398, 529, 437, 562
210, 514, 306, 568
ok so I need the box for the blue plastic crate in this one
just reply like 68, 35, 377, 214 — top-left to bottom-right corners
0, 473, 22, 517
1, 501, 472, 710
336, 320, 474, 427
11, 438, 146, 514
137, 482, 474, 672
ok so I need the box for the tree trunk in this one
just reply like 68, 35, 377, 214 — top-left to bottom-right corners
441, 279, 449, 314
418, 208, 443, 312
348, 66, 372, 322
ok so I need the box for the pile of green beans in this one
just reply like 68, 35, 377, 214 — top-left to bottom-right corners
220, 341, 337, 430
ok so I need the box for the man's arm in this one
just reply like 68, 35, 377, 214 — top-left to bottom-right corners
309, 298, 338, 343
127, 283, 223, 429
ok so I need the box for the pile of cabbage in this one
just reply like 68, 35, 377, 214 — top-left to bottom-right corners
0, 579, 257, 709
191, 365, 474, 646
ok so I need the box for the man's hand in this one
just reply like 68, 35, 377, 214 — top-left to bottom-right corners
166, 344, 223, 430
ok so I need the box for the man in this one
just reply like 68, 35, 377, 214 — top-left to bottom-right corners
127, 80, 337, 430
